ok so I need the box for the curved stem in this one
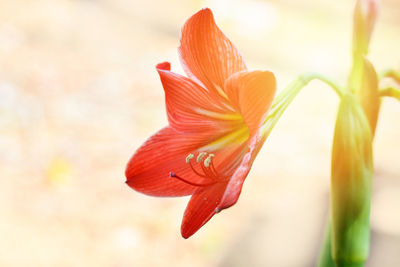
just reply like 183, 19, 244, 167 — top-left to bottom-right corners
311, 74, 344, 98
379, 86, 400, 101
261, 72, 343, 137
379, 69, 400, 83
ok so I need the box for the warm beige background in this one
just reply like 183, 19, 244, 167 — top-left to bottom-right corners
0, 0, 399, 266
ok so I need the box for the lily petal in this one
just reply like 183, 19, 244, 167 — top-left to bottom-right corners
179, 8, 247, 102
181, 182, 228, 238
218, 134, 260, 210
224, 70, 276, 136
126, 126, 217, 196
181, 134, 262, 238
156, 62, 242, 134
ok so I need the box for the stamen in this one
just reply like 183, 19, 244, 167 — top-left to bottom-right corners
185, 154, 194, 163
186, 153, 208, 177
197, 152, 207, 162
200, 161, 217, 178
189, 162, 207, 178
170, 153, 228, 188
169, 172, 216, 187
203, 154, 228, 180
210, 161, 222, 178
203, 154, 214, 167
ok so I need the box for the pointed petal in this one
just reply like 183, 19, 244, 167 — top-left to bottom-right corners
156, 62, 241, 134
179, 8, 247, 102
224, 70, 276, 136
218, 134, 261, 210
181, 182, 228, 238
181, 134, 264, 238
125, 126, 216, 196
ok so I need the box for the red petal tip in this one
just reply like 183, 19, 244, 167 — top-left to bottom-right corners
156, 62, 171, 71
181, 232, 190, 239
189, 8, 214, 22
201, 7, 212, 13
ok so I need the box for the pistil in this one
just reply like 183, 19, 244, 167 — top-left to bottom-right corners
169, 172, 216, 187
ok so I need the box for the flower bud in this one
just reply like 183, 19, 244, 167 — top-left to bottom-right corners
356, 57, 380, 136
331, 94, 373, 266
353, 0, 378, 56
349, 0, 378, 91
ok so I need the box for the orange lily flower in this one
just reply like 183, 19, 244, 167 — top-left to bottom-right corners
125, 8, 276, 238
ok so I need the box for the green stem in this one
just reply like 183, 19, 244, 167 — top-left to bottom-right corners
318, 222, 366, 267
261, 73, 343, 137
379, 86, 400, 101
311, 74, 344, 97
379, 69, 400, 84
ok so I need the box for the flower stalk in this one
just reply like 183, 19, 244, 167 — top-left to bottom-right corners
380, 69, 400, 84
261, 73, 343, 139
379, 87, 400, 101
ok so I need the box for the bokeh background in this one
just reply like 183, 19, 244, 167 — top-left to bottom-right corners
0, 0, 399, 266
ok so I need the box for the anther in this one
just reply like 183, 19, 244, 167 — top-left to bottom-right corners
203, 154, 214, 167
185, 154, 194, 163
197, 152, 207, 162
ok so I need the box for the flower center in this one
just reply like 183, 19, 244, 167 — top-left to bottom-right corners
169, 152, 227, 187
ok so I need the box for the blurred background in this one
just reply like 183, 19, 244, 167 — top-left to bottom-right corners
0, 0, 399, 266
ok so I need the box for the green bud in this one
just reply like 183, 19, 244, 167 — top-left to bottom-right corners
331, 94, 373, 266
